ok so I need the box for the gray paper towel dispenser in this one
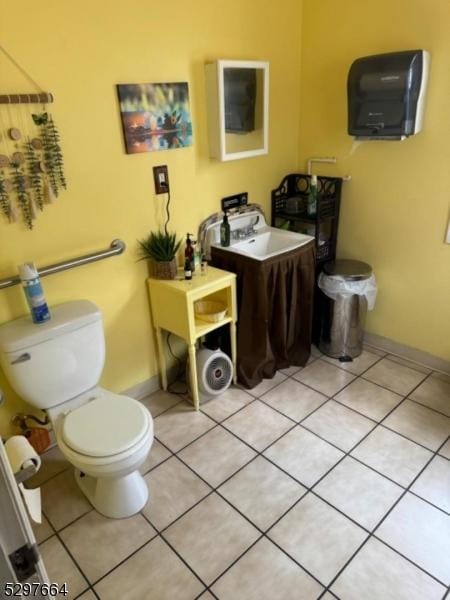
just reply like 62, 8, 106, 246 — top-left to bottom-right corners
348, 50, 430, 140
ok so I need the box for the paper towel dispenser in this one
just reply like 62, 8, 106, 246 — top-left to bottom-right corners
348, 50, 430, 140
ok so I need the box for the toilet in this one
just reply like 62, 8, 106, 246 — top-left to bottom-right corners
0, 300, 154, 519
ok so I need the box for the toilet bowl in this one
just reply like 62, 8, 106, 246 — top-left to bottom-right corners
0, 300, 154, 519
54, 390, 153, 518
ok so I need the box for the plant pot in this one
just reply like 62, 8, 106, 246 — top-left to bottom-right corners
152, 258, 177, 280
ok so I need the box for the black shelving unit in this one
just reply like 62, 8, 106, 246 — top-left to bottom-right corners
271, 173, 343, 266
271, 173, 343, 343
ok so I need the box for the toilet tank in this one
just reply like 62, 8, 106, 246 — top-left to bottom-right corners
0, 300, 105, 409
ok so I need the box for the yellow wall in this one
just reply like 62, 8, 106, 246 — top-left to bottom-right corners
299, 0, 450, 360
0, 0, 303, 436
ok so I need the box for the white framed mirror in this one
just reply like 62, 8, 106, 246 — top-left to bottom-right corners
205, 60, 269, 161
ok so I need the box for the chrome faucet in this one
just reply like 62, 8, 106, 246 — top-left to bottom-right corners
231, 216, 260, 241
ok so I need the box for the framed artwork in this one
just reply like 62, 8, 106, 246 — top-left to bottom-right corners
117, 82, 193, 154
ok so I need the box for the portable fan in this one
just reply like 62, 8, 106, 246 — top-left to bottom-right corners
187, 348, 233, 403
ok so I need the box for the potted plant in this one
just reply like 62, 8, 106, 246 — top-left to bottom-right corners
137, 230, 181, 279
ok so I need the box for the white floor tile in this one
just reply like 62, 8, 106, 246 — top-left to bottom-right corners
246, 371, 287, 397
321, 349, 381, 375
142, 456, 210, 530
351, 426, 432, 487
154, 402, 216, 452
212, 537, 323, 599
438, 437, 450, 459
363, 358, 427, 396
268, 493, 367, 585
334, 378, 402, 421
314, 457, 403, 530
164, 493, 259, 585
410, 455, 450, 513
301, 400, 375, 452
264, 426, 344, 487
409, 374, 450, 417
200, 386, 254, 422
383, 400, 450, 451
94, 536, 204, 600
376, 493, 450, 584
218, 456, 306, 530
331, 537, 446, 600
222, 400, 293, 452
178, 426, 256, 487
260, 378, 327, 422
294, 360, 356, 397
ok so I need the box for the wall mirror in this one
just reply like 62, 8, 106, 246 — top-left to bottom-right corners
205, 60, 269, 161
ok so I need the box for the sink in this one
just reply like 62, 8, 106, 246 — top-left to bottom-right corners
213, 227, 314, 261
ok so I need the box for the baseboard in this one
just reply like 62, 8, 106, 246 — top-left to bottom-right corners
121, 365, 179, 401
121, 373, 162, 401
364, 333, 450, 375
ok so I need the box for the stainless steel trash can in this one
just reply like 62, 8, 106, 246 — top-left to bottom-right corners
318, 259, 372, 359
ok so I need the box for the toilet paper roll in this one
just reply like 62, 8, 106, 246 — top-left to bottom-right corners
4, 435, 42, 475
4, 435, 42, 524
18, 484, 42, 524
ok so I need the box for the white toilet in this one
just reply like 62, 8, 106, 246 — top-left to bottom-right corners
0, 300, 154, 519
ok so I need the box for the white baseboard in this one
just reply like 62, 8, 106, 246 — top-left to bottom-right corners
121, 365, 179, 401
121, 374, 161, 401
364, 333, 450, 375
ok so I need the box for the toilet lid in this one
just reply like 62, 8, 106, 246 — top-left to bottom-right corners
62, 394, 149, 457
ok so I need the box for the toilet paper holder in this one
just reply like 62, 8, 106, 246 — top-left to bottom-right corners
13, 463, 38, 485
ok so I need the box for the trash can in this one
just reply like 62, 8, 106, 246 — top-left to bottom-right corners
317, 259, 377, 360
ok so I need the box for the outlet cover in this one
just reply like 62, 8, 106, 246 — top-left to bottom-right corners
153, 165, 169, 194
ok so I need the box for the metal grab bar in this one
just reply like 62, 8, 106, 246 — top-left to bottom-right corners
0, 239, 126, 290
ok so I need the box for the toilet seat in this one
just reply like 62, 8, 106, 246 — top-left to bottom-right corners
62, 393, 150, 458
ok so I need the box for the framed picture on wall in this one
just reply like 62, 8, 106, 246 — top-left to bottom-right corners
116, 82, 193, 154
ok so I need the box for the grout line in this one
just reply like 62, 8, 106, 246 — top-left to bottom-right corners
51, 529, 91, 592
378, 422, 445, 453
42, 361, 447, 597
49, 506, 94, 536
331, 394, 404, 422
157, 531, 210, 590
320, 435, 450, 594
406, 395, 450, 419
29, 464, 71, 488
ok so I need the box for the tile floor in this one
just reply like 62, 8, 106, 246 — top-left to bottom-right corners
31, 346, 450, 599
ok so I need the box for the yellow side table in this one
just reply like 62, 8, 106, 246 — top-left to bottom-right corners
147, 266, 237, 410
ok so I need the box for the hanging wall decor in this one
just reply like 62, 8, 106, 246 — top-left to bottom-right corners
0, 44, 67, 229
117, 82, 193, 154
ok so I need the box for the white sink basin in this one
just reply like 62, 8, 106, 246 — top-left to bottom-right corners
214, 227, 314, 261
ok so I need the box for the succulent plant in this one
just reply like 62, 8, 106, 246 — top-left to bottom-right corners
137, 231, 181, 262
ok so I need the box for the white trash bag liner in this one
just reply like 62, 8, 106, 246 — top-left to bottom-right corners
318, 272, 377, 311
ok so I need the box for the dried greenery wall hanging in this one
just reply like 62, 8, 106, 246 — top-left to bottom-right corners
0, 44, 67, 229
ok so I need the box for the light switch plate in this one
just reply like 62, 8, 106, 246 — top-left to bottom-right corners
445, 215, 450, 244
153, 165, 169, 194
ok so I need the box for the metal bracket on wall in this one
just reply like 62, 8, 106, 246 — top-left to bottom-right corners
307, 156, 352, 181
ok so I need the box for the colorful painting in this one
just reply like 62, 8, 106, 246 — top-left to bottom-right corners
117, 82, 193, 154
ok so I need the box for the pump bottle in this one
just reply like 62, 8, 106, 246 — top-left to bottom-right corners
220, 211, 230, 247
307, 174, 318, 217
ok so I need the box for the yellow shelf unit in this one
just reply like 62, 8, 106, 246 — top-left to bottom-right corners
147, 266, 237, 410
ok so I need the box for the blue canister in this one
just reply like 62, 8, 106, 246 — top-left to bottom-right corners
19, 262, 51, 324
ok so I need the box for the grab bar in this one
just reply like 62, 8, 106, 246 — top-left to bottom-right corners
0, 239, 126, 290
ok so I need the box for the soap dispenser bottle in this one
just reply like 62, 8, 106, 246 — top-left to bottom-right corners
185, 233, 194, 271
307, 174, 318, 217
220, 211, 230, 247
